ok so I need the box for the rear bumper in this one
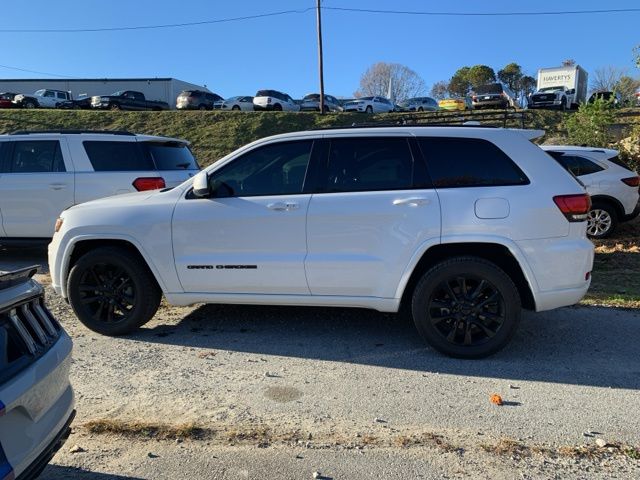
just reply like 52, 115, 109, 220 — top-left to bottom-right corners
16, 410, 75, 480
622, 200, 640, 222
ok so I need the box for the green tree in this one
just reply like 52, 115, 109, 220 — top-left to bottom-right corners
614, 76, 640, 105
497, 63, 523, 91
467, 65, 496, 89
565, 98, 616, 147
519, 75, 537, 96
448, 67, 471, 96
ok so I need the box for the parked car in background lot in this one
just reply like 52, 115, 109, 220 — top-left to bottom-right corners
588, 91, 620, 106
13, 89, 71, 109
221, 96, 254, 111
396, 97, 439, 112
0, 93, 17, 109
253, 90, 300, 111
91, 91, 170, 111
0, 130, 199, 241
438, 97, 473, 111
49, 126, 593, 359
300, 93, 342, 112
343, 96, 395, 113
528, 86, 573, 110
542, 145, 640, 238
0, 266, 75, 480
176, 90, 224, 110
56, 95, 92, 110
471, 83, 517, 109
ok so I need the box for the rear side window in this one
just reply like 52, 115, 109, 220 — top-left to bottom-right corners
552, 154, 604, 177
607, 155, 632, 171
143, 142, 199, 170
2, 141, 65, 173
418, 137, 529, 188
324, 137, 415, 192
83, 141, 152, 171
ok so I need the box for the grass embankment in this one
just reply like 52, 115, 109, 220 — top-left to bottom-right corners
0, 108, 570, 168
0, 109, 638, 307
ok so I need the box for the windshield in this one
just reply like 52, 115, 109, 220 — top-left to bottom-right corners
357, 97, 373, 101
111, 91, 124, 96
539, 86, 564, 92
303, 94, 320, 101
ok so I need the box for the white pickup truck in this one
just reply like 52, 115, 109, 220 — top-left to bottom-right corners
12, 89, 72, 109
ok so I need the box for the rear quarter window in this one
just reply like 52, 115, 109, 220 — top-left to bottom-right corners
143, 142, 199, 171
83, 141, 153, 171
418, 137, 529, 188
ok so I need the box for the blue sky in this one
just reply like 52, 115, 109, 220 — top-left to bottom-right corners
1, 0, 638, 98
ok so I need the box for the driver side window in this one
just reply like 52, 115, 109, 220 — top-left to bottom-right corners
210, 140, 313, 198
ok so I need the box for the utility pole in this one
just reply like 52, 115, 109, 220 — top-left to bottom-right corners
316, 0, 325, 115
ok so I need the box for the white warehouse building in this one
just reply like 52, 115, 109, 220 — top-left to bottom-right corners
0, 77, 211, 109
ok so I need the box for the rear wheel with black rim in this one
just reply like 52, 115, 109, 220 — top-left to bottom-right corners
365, 105, 373, 113
273, 103, 283, 111
67, 247, 161, 336
411, 257, 521, 359
232, 105, 241, 111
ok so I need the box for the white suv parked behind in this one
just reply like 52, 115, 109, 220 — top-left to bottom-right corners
0, 130, 200, 241
49, 126, 594, 358
253, 90, 300, 112
542, 146, 640, 238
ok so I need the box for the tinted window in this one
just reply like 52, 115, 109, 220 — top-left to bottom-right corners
553, 154, 604, 177
325, 138, 414, 192
56, 92, 67, 99
83, 141, 152, 171
475, 84, 503, 95
43, 91, 55, 98
607, 155, 632, 171
4, 141, 65, 173
210, 141, 312, 197
418, 137, 529, 188
144, 142, 199, 170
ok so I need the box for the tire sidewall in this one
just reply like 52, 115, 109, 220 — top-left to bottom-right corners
411, 257, 521, 359
588, 202, 617, 239
67, 248, 158, 335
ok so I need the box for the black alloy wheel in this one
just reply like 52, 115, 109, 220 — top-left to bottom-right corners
68, 247, 161, 335
411, 257, 521, 358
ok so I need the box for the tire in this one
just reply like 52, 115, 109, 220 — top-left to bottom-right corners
273, 103, 283, 111
24, 100, 37, 109
365, 105, 373, 114
109, 103, 121, 111
417, 107, 424, 112
559, 97, 567, 111
198, 104, 207, 111
232, 105, 240, 111
411, 256, 521, 359
67, 247, 162, 336
587, 201, 618, 239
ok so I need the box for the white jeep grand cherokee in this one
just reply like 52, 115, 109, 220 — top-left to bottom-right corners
48, 126, 594, 358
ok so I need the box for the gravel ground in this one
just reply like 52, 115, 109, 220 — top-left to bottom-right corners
2, 247, 639, 479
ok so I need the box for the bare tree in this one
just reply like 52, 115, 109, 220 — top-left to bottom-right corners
591, 66, 625, 92
355, 62, 426, 102
430, 80, 449, 100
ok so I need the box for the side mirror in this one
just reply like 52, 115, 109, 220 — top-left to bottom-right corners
192, 170, 211, 198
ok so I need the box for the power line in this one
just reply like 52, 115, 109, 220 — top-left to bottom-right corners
0, 63, 74, 78
1, 5, 636, 34
0, 8, 315, 33
323, 6, 640, 17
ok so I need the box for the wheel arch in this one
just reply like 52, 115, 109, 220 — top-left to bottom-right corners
590, 195, 624, 218
397, 241, 537, 312
61, 236, 166, 298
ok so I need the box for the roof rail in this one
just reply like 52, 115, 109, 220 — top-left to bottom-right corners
9, 129, 135, 136
308, 122, 498, 131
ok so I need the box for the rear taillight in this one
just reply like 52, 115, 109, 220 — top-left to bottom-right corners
133, 177, 166, 191
472, 96, 478, 101
553, 194, 591, 222
621, 176, 640, 187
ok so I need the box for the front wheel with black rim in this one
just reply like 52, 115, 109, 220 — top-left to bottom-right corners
587, 202, 617, 238
411, 257, 521, 359
67, 247, 161, 336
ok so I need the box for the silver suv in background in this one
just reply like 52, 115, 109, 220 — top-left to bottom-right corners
472, 83, 517, 109
0, 266, 75, 479
176, 90, 224, 110
300, 93, 342, 112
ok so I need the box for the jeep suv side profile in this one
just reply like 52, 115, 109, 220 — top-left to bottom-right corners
49, 126, 593, 358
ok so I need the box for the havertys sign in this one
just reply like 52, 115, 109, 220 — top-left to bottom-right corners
536, 65, 588, 104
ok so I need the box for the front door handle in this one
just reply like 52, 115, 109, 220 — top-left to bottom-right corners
49, 183, 68, 190
393, 197, 430, 207
267, 202, 299, 211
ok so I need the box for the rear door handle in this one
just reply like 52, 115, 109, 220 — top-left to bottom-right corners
393, 197, 430, 207
267, 202, 299, 211
49, 183, 68, 190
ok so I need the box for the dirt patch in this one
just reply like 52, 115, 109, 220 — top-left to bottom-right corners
263, 386, 303, 403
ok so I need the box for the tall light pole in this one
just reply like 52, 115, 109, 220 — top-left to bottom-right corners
316, 0, 325, 115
